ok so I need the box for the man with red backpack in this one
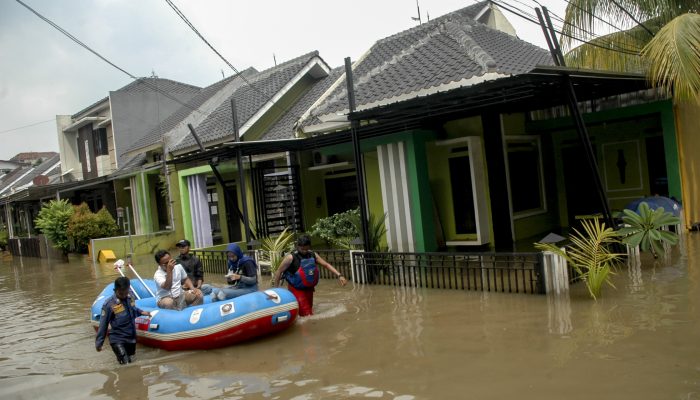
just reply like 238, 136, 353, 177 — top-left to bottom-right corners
272, 235, 347, 316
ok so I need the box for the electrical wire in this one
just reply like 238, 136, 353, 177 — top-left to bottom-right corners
0, 119, 54, 134
489, 0, 642, 56
15, 0, 209, 117
494, 0, 643, 53
163, 0, 288, 115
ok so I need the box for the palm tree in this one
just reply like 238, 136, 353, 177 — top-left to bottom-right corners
561, 0, 700, 102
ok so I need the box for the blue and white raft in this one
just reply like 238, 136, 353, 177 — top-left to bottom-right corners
90, 278, 299, 351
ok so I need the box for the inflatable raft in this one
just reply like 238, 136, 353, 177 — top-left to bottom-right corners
90, 279, 299, 351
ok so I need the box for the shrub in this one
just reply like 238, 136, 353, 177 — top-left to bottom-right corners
34, 199, 74, 254
66, 203, 119, 253
310, 208, 360, 249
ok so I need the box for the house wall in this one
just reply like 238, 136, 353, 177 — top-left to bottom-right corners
90, 230, 178, 262
501, 113, 560, 242
527, 100, 679, 228
109, 90, 197, 169
56, 115, 82, 180
674, 100, 700, 228
177, 163, 242, 247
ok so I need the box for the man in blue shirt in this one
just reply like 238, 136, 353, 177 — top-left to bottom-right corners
95, 277, 151, 364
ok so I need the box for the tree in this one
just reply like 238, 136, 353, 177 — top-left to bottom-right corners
34, 199, 74, 254
562, 0, 700, 102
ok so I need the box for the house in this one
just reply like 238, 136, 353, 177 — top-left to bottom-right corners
10, 152, 58, 166
168, 1, 683, 255
0, 160, 23, 177
0, 154, 61, 237
0, 77, 201, 252
149, 52, 334, 248
292, 3, 680, 251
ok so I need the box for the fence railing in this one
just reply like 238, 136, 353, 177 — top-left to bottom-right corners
351, 251, 545, 294
191, 249, 257, 275
191, 249, 547, 295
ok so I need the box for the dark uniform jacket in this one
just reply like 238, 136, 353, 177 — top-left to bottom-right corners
95, 294, 144, 348
176, 253, 204, 284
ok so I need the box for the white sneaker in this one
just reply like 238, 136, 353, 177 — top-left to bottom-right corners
210, 292, 218, 303
217, 290, 226, 301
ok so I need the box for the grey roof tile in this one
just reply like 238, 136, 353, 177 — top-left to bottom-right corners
71, 78, 200, 119
0, 154, 61, 196
262, 66, 345, 141
125, 69, 257, 154
300, 2, 552, 127
171, 51, 321, 152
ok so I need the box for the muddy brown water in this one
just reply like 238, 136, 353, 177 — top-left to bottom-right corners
1, 235, 699, 399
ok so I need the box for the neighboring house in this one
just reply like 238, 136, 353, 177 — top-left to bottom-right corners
0, 154, 61, 237
159, 51, 333, 248
0, 160, 23, 177
115, 68, 258, 235
10, 152, 58, 166
1, 76, 201, 243
57, 77, 201, 183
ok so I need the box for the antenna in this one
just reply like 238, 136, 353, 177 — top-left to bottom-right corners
273, 53, 277, 66
411, 0, 422, 24
221, 69, 225, 78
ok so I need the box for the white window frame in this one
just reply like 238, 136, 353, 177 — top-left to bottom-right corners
504, 135, 547, 219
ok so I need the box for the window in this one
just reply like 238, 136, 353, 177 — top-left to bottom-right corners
449, 155, 477, 234
506, 137, 546, 216
325, 175, 358, 216
93, 128, 108, 156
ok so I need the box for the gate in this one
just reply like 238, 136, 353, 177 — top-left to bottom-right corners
251, 165, 303, 237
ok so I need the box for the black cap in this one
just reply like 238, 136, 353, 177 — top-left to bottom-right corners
176, 239, 191, 247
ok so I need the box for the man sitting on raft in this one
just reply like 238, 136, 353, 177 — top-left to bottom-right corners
154, 249, 203, 310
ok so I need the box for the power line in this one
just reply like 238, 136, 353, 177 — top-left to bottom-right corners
0, 119, 54, 134
163, 0, 286, 115
15, 0, 209, 117
490, 0, 642, 56
496, 0, 643, 53
608, 0, 655, 37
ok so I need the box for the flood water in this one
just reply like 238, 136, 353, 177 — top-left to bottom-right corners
1, 234, 699, 400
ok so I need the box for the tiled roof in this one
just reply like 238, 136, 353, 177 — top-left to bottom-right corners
171, 51, 322, 152
113, 153, 148, 176
10, 151, 58, 163
115, 77, 201, 94
300, 2, 552, 128
262, 66, 345, 140
0, 154, 61, 197
124, 70, 257, 154
71, 77, 200, 119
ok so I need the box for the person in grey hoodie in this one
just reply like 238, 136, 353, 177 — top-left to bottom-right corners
211, 243, 258, 302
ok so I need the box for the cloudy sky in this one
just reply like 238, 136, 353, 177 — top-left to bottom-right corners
0, 0, 568, 161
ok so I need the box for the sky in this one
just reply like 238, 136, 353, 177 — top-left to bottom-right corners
0, 0, 569, 161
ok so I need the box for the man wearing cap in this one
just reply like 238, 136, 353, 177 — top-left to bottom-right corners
175, 239, 210, 294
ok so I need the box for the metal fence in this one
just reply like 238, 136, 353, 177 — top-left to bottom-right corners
350, 251, 545, 294
191, 249, 546, 295
191, 249, 257, 275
